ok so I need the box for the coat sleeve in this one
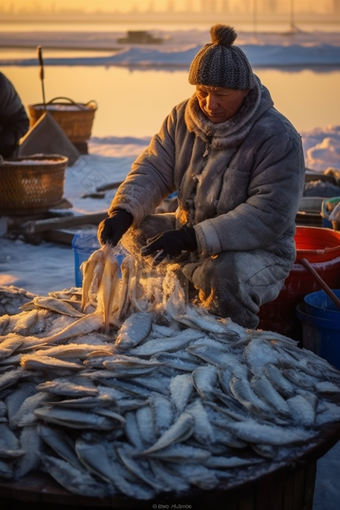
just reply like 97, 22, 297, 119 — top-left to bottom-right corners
194, 128, 306, 256
108, 108, 178, 224
0, 73, 29, 158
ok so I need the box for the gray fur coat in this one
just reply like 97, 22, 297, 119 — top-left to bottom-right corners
110, 76, 305, 262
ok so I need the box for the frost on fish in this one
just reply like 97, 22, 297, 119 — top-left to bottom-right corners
286, 395, 316, 428
191, 365, 219, 401
224, 420, 316, 446
174, 463, 219, 490
15, 426, 43, 479
0, 334, 24, 360
169, 373, 194, 414
137, 412, 195, 456
0, 285, 36, 316
115, 312, 153, 350
117, 442, 170, 493
40, 453, 111, 498
38, 423, 83, 470
38, 406, 122, 430
36, 378, 99, 398
186, 399, 215, 445
0, 268, 340, 500
148, 393, 175, 435
136, 405, 158, 446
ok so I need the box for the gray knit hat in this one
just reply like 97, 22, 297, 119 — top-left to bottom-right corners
189, 24, 255, 90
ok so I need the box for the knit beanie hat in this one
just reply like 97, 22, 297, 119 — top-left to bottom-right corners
189, 24, 255, 90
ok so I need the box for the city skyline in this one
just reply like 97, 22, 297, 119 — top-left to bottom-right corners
0, 0, 338, 15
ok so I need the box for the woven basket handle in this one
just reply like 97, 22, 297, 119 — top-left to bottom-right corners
46, 97, 97, 110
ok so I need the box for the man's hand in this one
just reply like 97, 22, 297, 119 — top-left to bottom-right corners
97, 209, 133, 247
141, 226, 197, 265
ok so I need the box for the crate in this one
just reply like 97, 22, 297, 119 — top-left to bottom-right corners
0, 154, 68, 215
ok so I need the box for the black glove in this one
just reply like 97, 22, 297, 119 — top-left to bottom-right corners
141, 226, 197, 265
97, 209, 133, 247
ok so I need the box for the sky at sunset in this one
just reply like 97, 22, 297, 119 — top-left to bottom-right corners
0, 0, 336, 14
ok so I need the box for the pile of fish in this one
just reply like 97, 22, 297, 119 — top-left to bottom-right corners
0, 285, 36, 316
0, 246, 340, 501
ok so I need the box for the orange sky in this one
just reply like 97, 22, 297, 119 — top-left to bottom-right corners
0, 0, 335, 14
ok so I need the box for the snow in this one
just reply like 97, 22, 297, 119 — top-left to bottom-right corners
1, 28, 340, 67
1, 26, 340, 508
5, 42, 340, 67
32, 104, 95, 111
3, 158, 64, 165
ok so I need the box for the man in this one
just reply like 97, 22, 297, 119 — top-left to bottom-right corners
0, 72, 29, 159
98, 24, 305, 329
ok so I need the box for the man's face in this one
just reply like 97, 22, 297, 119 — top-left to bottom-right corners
196, 85, 249, 123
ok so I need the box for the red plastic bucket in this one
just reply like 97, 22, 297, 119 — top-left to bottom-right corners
293, 226, 340, 261
258, 226, 340, 339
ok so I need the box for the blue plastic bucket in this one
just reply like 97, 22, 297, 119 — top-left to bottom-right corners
304, 289, 340, 321
72, 232, 100, 287
296, 302, 340, 370
72, 232, 125, 287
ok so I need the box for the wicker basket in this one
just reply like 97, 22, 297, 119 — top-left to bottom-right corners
0, 154, 68, 216
28, 97, 97, 144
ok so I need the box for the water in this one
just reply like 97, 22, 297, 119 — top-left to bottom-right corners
0, 48, 115, 59
4, 64, 340, 139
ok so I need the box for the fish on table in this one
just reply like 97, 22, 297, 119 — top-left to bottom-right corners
0, 256, 340, 500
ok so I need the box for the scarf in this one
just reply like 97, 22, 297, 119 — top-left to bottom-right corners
184, 77, 262, 149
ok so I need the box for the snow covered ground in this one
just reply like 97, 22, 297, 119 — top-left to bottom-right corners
1, 26, 340, 509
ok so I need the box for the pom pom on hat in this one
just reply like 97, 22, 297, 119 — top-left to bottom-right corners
210, 24, 237, 47
189, 24, 255, 90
